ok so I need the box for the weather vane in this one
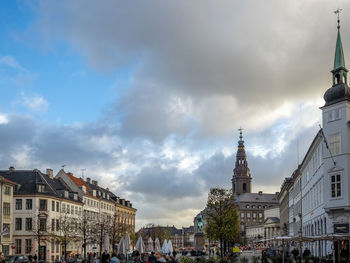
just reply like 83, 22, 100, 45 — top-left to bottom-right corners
334, 8, 342, 29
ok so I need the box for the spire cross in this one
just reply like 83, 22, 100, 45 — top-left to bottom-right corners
334, 8, 342, 29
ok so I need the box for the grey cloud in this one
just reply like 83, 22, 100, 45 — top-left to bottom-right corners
32, 0, 344, 140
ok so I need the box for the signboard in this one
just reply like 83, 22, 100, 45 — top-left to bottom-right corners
334, 223, 349, 234
232, 247, 240, 253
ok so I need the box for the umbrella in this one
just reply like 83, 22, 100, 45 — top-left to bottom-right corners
154, 238, 161, 252
104, 233, 110, 252
161, 239, 168, 254
147, 237, 154, 252
167, 240, 173, 255
125, 233, 130, 252
118, 237, 126, 254
135, 236, 145, 253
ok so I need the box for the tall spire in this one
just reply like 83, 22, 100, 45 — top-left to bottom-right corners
232, 128, 252, 195
324, 9, 350, 106
334, 9, 346, 71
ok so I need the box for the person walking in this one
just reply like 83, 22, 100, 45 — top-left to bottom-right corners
34, 254, 38, 263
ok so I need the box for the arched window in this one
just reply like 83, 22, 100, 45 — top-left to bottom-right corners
243, 183, 247, 192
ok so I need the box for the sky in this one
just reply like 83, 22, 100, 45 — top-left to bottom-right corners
0, 0, 349, 230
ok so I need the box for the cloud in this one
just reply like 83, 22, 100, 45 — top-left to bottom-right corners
20, 92, 49, 112
0, 56, 28, 72
31, 0, 343, 141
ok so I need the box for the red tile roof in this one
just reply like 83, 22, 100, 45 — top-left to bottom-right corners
0, 176, 17, 185
66, 172, 98, 199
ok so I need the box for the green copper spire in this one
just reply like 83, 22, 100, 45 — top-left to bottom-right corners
334, 29, 346, 70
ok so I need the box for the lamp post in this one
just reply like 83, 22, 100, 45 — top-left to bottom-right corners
298, 213, 303, 263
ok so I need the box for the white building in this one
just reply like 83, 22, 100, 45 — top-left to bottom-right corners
285, 20, 350, 261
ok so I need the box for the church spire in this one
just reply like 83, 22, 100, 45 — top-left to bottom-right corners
232, 128, 252, 195
333, 10, 346, 72
323, 9, 350, 106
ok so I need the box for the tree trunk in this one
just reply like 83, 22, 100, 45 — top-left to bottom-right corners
220, 239, 223, 258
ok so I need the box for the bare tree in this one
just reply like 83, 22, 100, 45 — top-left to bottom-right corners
59, 211, 81, 260
79, 211, 94, 259
30, 210, 51, 261
92, 213, 112, 257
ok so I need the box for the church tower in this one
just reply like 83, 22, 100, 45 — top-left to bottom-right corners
232, 129, 252, 195
322, 12, 350, 210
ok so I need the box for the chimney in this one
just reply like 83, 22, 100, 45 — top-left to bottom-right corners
9, 166, 15, 171
106, 187, 109, 192
92, 180, 98, 186
275, 192, 279, 195
258, 191, 263, 195
86, 177, 91, 184
46, 169, 54, 179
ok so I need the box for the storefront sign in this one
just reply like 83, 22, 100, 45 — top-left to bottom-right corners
334, 223, 349, 234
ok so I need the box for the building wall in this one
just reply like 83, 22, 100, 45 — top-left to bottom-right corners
0, 182, 14, 256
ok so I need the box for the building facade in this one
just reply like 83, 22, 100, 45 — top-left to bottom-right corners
0, 175, 16, 256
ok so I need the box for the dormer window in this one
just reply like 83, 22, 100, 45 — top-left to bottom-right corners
38, 184, 46, 193
64, 191, 69, 198
74, 194, 78, 200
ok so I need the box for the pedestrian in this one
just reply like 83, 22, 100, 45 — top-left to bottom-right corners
28, 255, 33, 262
34, 254, 38, 263
303, 248, 311, 258
0, 252, 5, 263
291, 248, 299, 260
110, 253, 120, 263
149, 252, 156, 263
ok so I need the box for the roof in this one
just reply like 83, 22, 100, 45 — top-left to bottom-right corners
235, 192, 279, 204
0, 169, 82, 203
0, 176, 17, 185
264, 217, 280, 224
334, 29, 346, 70
65, 172, 98, 200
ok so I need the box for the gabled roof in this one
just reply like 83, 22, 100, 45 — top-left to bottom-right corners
64, 171, 98, 200
264, 217, 280, 224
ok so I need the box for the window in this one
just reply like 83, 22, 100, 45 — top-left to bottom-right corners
3, 224, 10, 237
3, 202, 10, 216
253, 213, 257, 218
62, 203, 66, 213
15, 218, 22, 231
52, 219, 55, 231
25, 218, 32, 231
71, 206, 74, 214
38, 184, 46, 193
56, 242, 59, 252
67, 205, 70, 214
15, 239, 22, 254
240, 213, 244, 218
75, 207, 78, 215
26, 199, 32, 210
330, 134, 341, 155
56, 219, 59, 231
39, 218, 46, 231
56, 202, 59, 212
259, 212, 263, 218
4, 186, 11, 195
243, 183, 247, 192
16, 199, 22, 210
39, 199, 47, 211
25, 239, 32, 254
328, 108, 341, 122
52, 201, 55, 211
245, 205, 250, 209
51, 241, 55, 252
331, 174, 341, 198
247, 213, 251, 218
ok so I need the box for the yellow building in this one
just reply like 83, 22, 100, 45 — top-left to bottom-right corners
0, 176, 16, 256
